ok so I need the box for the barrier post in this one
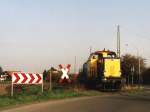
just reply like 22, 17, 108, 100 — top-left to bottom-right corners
49, 70, 52, 91
42, 74, 43, 93
11, 81, 13, 97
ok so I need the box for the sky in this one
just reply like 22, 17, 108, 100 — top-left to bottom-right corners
0, 0, 150, 73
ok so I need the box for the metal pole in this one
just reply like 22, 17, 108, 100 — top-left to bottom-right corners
131, 67, 133, 86
138, 58, 141, 86
90, 46, 92, 54
42, 82, 43, 93
74, 56, 76, 74
117, 25, 120, 57
136, 47, 141, 87
131, 66, 134, 86
42, 74, 44, 93
49, 70, 52, 91
11, 81, 13, 97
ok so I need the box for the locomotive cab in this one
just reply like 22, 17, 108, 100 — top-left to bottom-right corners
84, 49, 122, 89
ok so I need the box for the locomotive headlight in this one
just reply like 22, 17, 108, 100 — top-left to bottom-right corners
103, 77, 107, 81
104, 78, 107, 81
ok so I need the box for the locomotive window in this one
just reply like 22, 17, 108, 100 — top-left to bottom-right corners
107, 55, 111, 58
107, 54, 115, 58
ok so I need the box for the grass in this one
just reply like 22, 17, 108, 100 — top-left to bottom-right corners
0, 85, 145, 109
121, 85, 144, 92
0, 85, 103, 109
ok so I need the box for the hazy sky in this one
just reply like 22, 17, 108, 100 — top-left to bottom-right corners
0, 0, 150, 73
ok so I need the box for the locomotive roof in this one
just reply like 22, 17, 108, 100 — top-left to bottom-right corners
94, 50, 116, 55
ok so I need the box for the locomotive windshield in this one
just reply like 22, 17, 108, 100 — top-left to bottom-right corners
93, 51, 117, 59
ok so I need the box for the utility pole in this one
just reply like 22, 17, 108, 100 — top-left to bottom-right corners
138, 57, 141, 87
49, 69, 52, 91
74, 56, 77, 74
131, 66, 135, 86
90, 46, 92, 54
117, 25, 121, 57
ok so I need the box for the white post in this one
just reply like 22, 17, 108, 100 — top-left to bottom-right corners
49, 70, 52, 91
42, 83, 43, 93
11, 80, 13, 97
131, 66, 134, 86
42, 74, 44, 93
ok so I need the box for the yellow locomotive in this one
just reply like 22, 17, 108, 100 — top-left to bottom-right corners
82, 49, 122, 89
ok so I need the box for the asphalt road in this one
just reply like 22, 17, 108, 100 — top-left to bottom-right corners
1, 90, 150, 112
2, 93, 150, 112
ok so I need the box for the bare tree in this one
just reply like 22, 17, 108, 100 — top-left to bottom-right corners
121, 54, 146, 84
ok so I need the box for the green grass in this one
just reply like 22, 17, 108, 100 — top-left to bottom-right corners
0, 85, 144, 109
0, 85, 103, 109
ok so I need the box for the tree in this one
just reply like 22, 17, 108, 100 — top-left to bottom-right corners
121, 54, 146, 84
142, 68, 150, 84
0, 66, 3, 75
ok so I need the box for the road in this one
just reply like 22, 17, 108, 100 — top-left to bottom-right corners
1, 90, 150, 112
